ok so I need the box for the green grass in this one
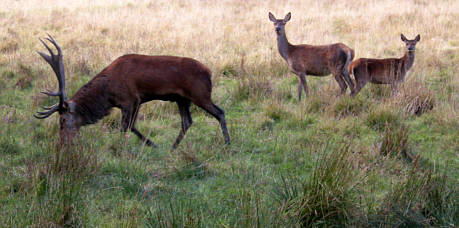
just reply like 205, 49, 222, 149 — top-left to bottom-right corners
1, 64, 457, 226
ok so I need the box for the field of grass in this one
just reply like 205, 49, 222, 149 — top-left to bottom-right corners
1, 0, 458, 226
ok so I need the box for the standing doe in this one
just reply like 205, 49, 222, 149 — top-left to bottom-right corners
348, 34, 420, 96
34, 35, 230, 149
269, 12, 355, 100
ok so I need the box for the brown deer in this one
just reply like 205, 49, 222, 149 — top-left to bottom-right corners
268, 12, 355, 100
348, 34, 420, 96
34, 34, 230, 149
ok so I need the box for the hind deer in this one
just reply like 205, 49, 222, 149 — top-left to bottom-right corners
348, 34, 420, 96
268, 12, 355, 100
34, 34, 230, 149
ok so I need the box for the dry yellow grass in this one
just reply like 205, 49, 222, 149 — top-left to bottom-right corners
1, 0, 457, 80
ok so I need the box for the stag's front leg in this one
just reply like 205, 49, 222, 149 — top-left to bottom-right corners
121, 104, 157, 147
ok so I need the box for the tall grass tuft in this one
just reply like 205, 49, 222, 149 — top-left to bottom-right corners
332, 96, 368, 117
233, 71, 273, 103
147, 197, 203, 228
31, 142, 99, 226
395, 81, 435, 116
275, 143, 361, 227
171, 148, 207, 180
370, 161, 458, 227
379, 123, 414, 161
366, 107, 401, 131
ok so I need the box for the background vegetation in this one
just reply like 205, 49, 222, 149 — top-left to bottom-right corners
0, 0, 457, 226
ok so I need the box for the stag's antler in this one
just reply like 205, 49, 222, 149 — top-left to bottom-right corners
34, 34, 67, 119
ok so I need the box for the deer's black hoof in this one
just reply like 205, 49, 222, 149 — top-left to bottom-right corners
144, 140, 158, 148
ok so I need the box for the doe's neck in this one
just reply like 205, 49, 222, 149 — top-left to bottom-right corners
276, 32, 291, 61
402, 50, 416, 71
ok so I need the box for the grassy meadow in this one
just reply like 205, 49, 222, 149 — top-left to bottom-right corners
1, 0, 458, 226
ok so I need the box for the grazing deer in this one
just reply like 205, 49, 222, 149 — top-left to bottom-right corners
268, 12, 355, 100
34, 35, 230, 149
348, 34, 420, 96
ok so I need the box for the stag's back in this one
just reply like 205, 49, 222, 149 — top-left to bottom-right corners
99, 54, 213, 102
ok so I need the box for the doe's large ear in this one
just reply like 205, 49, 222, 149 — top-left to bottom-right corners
401, 34, 407, 42
284, 12, 291, 22
269, 12, 276, 22
414, 34, 420, 42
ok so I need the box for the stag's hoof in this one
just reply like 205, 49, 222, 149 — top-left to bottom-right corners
144, 140, 158, 148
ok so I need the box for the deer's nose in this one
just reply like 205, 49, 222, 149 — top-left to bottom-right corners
275, 27, 281, 32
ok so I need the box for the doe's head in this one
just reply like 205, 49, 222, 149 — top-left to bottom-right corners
268, 12, 291, 35
401, 34, 420, 52
34, 34, 82, 145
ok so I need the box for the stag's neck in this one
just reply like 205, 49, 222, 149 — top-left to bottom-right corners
277, 32, 292, 61
71, 75, 113, 126
402, 50, 416, 71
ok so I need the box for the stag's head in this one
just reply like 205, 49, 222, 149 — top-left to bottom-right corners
34, 35, 82, 145
269, 12, 291, 35
401, 34, 420, 52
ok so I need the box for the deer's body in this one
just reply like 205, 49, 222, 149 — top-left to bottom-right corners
75, 55, 213, 116
34, 36, 230, 149
349, 34, 420, 96
284, 43, 354, 76
269, 12, 355, 100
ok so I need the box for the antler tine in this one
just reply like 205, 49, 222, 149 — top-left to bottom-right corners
38, 38, 55, 58
41, 89, 61, 96
34, 105, 59, 119
45, 34, 62, 56
37, 34, 67, 112
40, 104, 58, 110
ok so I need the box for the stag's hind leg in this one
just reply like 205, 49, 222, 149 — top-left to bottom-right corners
195, 100, 230, 145
121, 101, 157, 147
172, 99, 193, 149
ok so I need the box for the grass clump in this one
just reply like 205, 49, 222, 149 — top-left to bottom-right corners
263, 100, 288, 122
379, 123, 414, 161
234, 75, 273, 102
30, 143, 99, 226
371, 162, 458, 227
275, 143, 361, 227
171, 149, 207, 180
366, 107, 401, 131
395, 82, 435, 116
332, 96, 367, 117
147, 197, 203, 228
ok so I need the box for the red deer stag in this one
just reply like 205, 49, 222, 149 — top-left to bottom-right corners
34, 35, 230, 149
348, 34, 420, 96
268, 12, 355, 100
